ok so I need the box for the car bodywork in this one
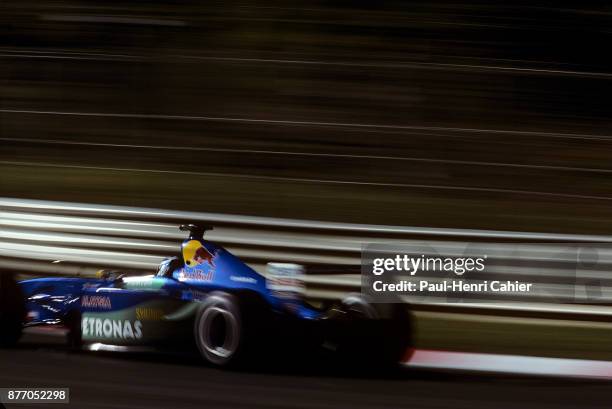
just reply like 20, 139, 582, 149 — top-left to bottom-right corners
9, 224, 411, 368
19, 227, 320, 348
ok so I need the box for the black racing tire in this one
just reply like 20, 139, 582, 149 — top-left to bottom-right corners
333, 295, 412, 368
193, 292, 268, 368
0, 272, 26, 347
373, 303, 413, 366
65, 310, 82, 350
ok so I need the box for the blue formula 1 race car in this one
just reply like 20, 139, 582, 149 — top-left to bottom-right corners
0, 224, 411, 368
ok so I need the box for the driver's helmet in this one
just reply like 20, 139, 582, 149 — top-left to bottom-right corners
157, 256, 180, 277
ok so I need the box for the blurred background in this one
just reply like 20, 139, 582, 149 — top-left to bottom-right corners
2, 0, 612, 233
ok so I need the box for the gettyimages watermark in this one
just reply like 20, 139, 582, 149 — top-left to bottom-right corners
361, 242, 611, 304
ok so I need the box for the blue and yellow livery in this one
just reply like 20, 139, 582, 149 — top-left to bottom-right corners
0, 224, 411, 368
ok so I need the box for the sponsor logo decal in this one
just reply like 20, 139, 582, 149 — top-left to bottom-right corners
82, 318, 143, 339
178, 240, 218, 282
136, 308, 164, 321
230, 275, 257, 284
177, 268, 214, 282
182, 240, 218, 267
81, 296, 112, 309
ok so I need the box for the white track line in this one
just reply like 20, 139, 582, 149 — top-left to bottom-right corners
406, 349, 612, 379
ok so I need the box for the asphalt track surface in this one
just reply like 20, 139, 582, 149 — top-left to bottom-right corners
1, 336, 612, 409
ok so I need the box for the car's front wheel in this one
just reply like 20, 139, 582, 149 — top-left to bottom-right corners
194, 292, 267, 368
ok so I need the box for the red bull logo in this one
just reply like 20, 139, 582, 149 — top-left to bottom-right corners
179, 240, 218, 281
182, 240, 216, 267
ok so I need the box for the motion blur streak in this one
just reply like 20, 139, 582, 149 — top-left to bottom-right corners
4, 49, 612, 78
3, 0, 612, 232
3, 108, 612, 140
4, 137, 612, 174
5, 160, 612, 202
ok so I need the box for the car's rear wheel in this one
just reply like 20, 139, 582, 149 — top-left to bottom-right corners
331, 294, 412, 368
194, 292, 267, 368
0, 272, 25, 347
65, 310, 82, 350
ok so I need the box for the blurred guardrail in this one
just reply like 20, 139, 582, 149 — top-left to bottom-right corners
2, 197, 612, 318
